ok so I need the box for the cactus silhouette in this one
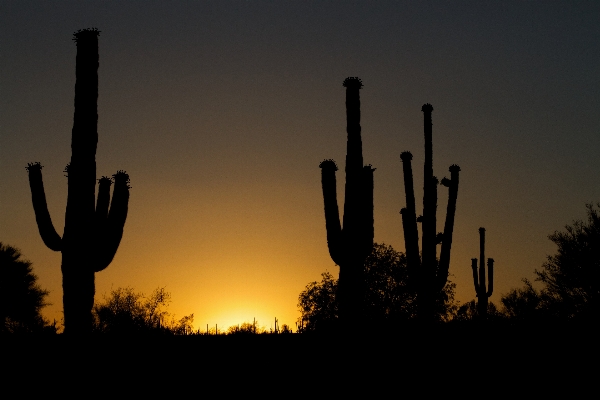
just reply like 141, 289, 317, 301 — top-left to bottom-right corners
25, 29, 130, 334
471, 227, 494, 319
319, 77, 374, 323
400, 104, 460, 322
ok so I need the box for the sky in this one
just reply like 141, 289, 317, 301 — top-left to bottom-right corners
1, 1, 599, 331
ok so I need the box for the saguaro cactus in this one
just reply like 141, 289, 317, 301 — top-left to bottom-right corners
400, 104, 460, 322
319, 77, 374, 323
26, 28, 130, 334
471, 227, 494, 319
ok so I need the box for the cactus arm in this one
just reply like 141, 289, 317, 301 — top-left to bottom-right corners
26, 163, 62, 251
400, 151, 421, 272
437, 165, 460, 290
319, 160, 344, 266
422, 104, 434, 185
478, 227, 486, 296
471, 258, 480, 294
95, 176, 112, 223
94, 171, 129, 272
360, 165, 375, 259
486, 258, 494, 297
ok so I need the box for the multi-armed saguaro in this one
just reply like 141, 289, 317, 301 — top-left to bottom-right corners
319, 77, 374, 323
26, 28, 130, 334
400, 104, 460, 322
471, 227, 494, 319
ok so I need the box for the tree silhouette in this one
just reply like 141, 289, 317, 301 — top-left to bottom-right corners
0, 243, 51, 334
92, 287, 194, 335
400, 104, 460, 323
25, 28, 130, 335
227, 321, 264, 335
454, 300, 501, 322
499, 279, 545, 322
297, 243, 457, 331
297, 271, 338, 332
534, 203, 600, 321
319, 77, 374, 325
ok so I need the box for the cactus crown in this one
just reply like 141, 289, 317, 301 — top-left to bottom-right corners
113, 170, 131, 188
343, 77, 363, 89
365, 164, 376, 172
421, 103, 434, 113
72, 28, 100, 42
98, 176, 113, 185
319, 159, 338, 171
400, 151, 413, 161
26, 162, 43, 172
479, 227, 486, 233
449, 164, 461, 173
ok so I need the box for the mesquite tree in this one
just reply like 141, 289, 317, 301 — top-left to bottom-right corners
400, 104, 460, 322
319, 77, 374, 323
26, 29, 130, 334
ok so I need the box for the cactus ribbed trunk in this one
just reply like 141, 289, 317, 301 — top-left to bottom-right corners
400, 104, 460, 323
319, 77, 374, 325
471, 228, 494, 320
26, 29, 130, 335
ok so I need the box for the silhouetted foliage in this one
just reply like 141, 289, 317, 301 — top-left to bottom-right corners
318, 77, 374, 324
534, 203, 600, 321
298, 243, 458, 331
399, 104, 460, 322
227, 321, 265, 335
454, 300, 502, 322
499, 279, 546, 322
0, 243, 54, 334
25, 28, 130, 335
92, 287, 194, 335
297, 271, 338, 332
464, 205, 600, 325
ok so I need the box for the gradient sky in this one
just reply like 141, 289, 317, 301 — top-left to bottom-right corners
2, 1, 599, 331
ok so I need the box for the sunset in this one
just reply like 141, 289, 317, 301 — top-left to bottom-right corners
1, 2, 599, 336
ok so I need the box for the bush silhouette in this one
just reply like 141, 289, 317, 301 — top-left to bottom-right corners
298, 243, 457, 332
499, 279, 546, 322
92, 287, 193, 335
227, 321, 264, 335
0, 243, 53, 334
534, 203, 600, 321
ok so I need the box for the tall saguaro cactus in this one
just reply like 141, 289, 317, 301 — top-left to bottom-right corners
319, 77, 374, 323
471, 227, 494, 319
26, 29, 130, 334
400, 104, 460, 322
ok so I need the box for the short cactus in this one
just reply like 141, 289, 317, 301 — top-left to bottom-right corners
26, 29, 130, 334
400, 104, 460, 322
471, 227, 494, 319
319, 77, 374, 323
